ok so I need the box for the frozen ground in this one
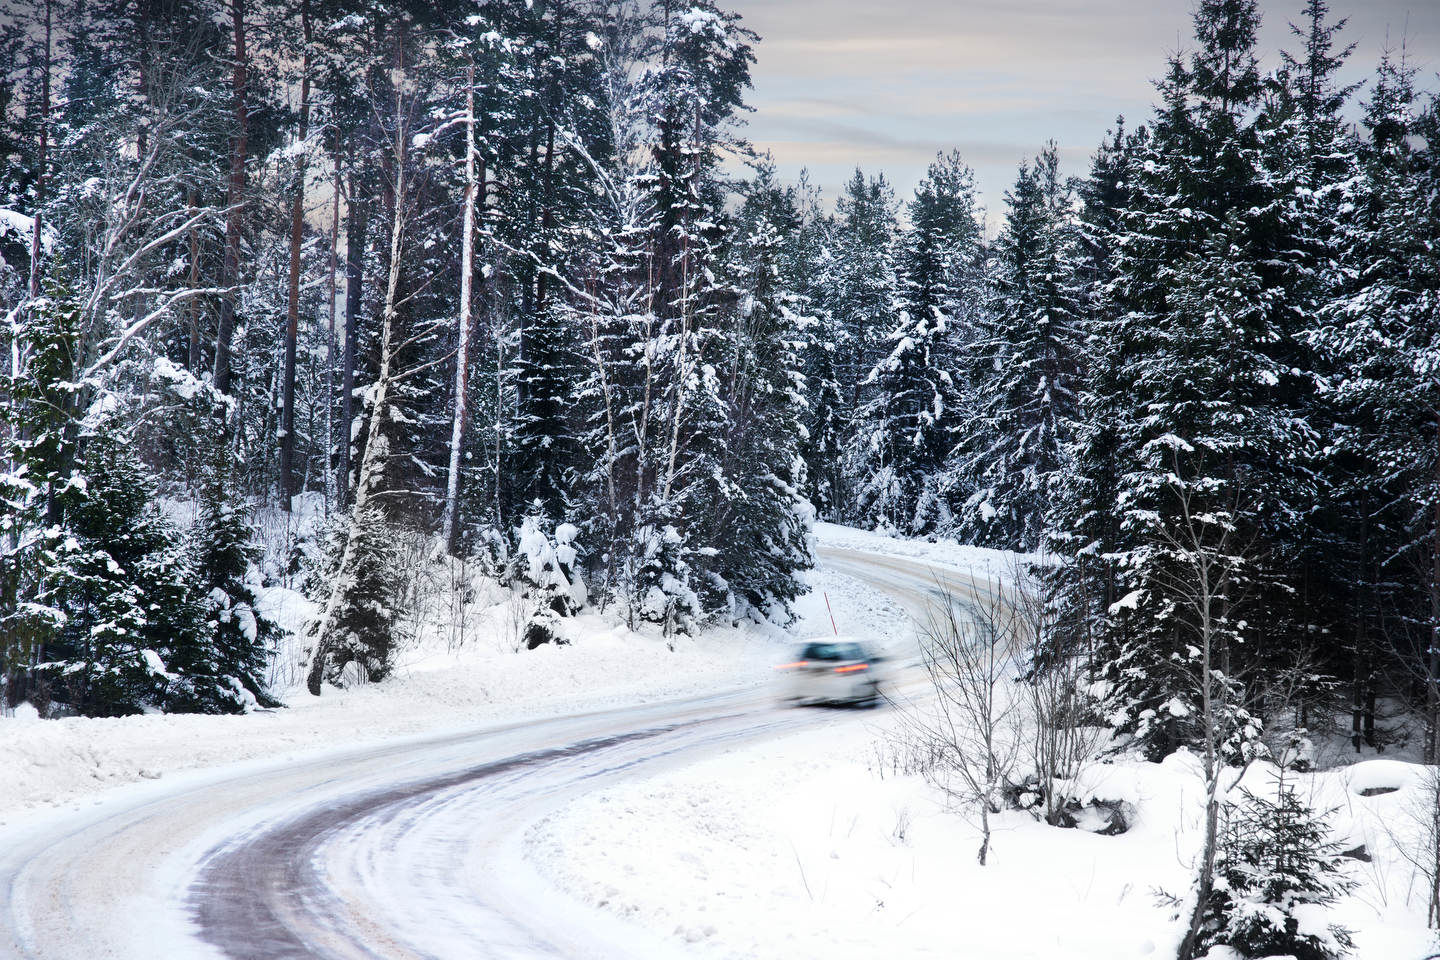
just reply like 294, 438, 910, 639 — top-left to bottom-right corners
2, 524, 1436, 960
814, 520, 1038, 583
0, 526, 897, 821
526, 534, 1440, 960
531, 714, 1438, 960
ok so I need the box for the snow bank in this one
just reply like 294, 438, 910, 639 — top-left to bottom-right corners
815, 521, 1039, 584
0, 614, 796, 819
0, 532, 883, 819
531, 717, 1438, 960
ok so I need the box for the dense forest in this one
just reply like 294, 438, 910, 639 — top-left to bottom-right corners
1, 0, 1437, 768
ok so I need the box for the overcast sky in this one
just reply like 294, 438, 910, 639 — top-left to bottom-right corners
726, 0, 1439, 225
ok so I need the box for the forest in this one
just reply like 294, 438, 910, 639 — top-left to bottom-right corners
1, 0, 1438, 777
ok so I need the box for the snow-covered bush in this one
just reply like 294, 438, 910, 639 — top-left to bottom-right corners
513, 515, 587, 649
630, 523, 699, 641
1195, 781, 1357, 960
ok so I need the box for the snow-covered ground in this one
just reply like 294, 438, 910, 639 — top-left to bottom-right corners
0, 524, 895, 821
529, 711, 1437, 960
524, 530, 1440, 960
814, 520, 1038, 583
0, 609, 792, 819
3, 523, 1436, 960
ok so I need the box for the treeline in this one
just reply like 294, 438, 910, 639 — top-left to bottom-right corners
2, 0, 1439, 755
0, 0, 818, 713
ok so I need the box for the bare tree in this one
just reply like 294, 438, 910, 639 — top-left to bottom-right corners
1014, 565, 1108, 826
441, 48, 479, 551
899, 576, 1022, 865
1151, 470, 1265, 960
1386, 765, 1440, 928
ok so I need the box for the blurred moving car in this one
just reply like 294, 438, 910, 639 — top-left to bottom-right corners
776, 638, 886, 708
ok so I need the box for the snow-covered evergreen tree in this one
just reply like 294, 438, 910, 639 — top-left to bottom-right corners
1197, 779, 1357, 960
951, 144, 1082, 551
168, 439, 280, 712
834, 168, 903, 529
1314, 49, 1440, 756
33, 433, 197, 717
702, 164, 814, 622
868, 151, 982, 534
1077, 0, 1321, 756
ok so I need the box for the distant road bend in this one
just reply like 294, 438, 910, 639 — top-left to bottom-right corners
0, 546, 991, 960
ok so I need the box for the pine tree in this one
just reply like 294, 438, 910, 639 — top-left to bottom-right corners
951, 144, 1082, 551
1197, 777, 1357, 960
1266, 0, 1368, 734
1049, 119, 1140, 663
1318, 50, 1440, 757
790, 180, 847, 520
34, 434, 198, 717
167, 439, 280, 712
1080, 0, 1320, 756
1, 279, 80, 707
870, 150, 981, 534
702, 164, 814, 622
834, 168, 903, 529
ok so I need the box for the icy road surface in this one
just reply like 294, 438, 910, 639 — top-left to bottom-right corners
0, 546, 996, 960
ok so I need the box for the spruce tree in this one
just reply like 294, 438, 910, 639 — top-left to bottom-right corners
951, 144, 1082, 552
34, 434, 198, 717
1080, 0, 1320, 756
1197, 779, 1356, 960
1318, 51, 1440, 756
168, 439, 280, 712
870, 150, 981, 534
834, 168, 903, 529
703, 164, 814, 622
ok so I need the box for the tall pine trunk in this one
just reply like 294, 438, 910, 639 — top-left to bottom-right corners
1429, 414, 1440, 763
279, 0, 311, 510
338, 172, 366, 506
213, 0, 248, 396
26, 0, 50, 307
441, 55, 477, 551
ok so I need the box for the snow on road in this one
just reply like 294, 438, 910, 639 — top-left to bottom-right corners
2, 524, 1435, 959
0, 608, 789, 822
529, 534, 1440, 960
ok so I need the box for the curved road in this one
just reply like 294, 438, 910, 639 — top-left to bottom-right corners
0, 547, 989, 960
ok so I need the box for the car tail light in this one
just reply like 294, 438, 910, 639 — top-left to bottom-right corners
774, 661, 810, 670
834, 663, 868, 674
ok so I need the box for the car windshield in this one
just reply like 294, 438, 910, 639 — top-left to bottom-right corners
800, 642, 865, 662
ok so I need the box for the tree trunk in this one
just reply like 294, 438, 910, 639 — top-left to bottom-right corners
324, 165, 341, 512
213, 0, 248, 397
338, 174, 366, 505
441, 55, 478, 551
1178, 566, 1219, 960
186, 187, 203, 373
308, 61, 410, 696
279, 0, 312, 511
26, 0, 50, 306
1429, 414, 1440, 764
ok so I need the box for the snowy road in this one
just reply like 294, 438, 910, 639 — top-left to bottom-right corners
0, 545, 973, 960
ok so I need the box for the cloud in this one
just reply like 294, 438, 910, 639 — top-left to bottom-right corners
728, 0, 1440, 211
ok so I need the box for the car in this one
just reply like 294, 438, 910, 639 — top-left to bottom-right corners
775, 638, 886, 708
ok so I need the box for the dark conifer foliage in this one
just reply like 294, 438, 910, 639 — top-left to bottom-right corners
951, 143, 1082, 552
0, 0, 1436, 754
